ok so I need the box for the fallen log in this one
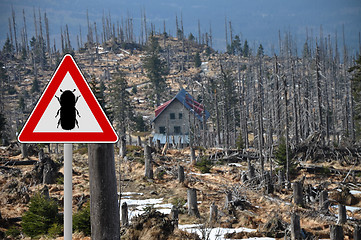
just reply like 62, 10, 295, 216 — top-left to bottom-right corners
2, 160, 38, 166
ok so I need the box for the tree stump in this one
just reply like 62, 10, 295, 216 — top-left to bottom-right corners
278, 169, 284, 187
291, 213, 301, 240
209, 202, 218, 223
137, 136, 142, 146
42, 158, 58, 184
354, 225, 361, 240
187, 188, 200, 217
178, 165, 185, 183
88, 143, 120, 239
170, 205, 178, 227
292, 181, 304, 207
330, 225, 344, 240
156, 139, 161, 150
190, 147, 196, 165
121, 202, 128, 226
337, 204, 346, 224
247, 162, 255, 180
224, 191, 232, 209
319, 190, 329, 210
144, 145, 153, 179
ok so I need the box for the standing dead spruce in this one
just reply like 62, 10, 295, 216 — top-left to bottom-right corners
55, 89, 80, 130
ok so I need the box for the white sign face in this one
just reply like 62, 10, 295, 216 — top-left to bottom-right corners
33, 72, 102, 133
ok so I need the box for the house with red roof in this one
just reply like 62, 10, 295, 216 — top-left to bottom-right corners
152, 88, 210, 146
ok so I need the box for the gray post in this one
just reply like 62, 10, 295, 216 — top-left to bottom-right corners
64, 144, 72, 240
337, 204, 346, 224
178, 165, 185, 183
121, 202, 128, 226
330, 225, 344, 240
187, 188, 200, 217
88, 143, 120, 239
319, 190, 329, 210
144, 145, 153, 179
354, 225, 361, 240
291, 213, 301, 240
292, 181, 304, 207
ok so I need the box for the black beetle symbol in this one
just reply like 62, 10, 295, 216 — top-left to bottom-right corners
55, 89, 81, 130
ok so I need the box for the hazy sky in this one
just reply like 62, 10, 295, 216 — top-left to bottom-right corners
1, 0, 360, 55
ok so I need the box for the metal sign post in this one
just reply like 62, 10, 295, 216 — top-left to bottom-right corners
64, 143, 73, 239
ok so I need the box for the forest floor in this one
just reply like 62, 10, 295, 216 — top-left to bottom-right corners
0, 143, 360, 239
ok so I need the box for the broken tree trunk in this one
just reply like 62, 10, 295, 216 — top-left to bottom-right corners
224, 191, 232, 209
187, 188, 200, 217
137, 136, 142, 146
178, 165, 185, 183
209, 202, 218, 223
330, 225, 344, 240
144, 145, 153, 179
292, 181, 304, 207
354, 225, 361, 240
247, 162, 255, 180
319, 190, 329, 210
190, 147, 196, 165
88, 143, 120, 239
291, 213, 301, 240
156, 139, 161, 150
121, 202, 128, 226
170, 205, 178, 227
337, 204, 346, 224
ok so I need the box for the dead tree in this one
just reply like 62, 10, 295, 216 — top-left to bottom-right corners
144, 145, 153, 179
137, 136, 142, 146
354, 225, 361, 240
119, 136, 126, 158
209, 202, 218, 224
319, 190, 329, 210
190, 147, 196, 165
330, 225, 344, 240
88, 143, 120, 239
121, 202, 128, 226
187, 188, 200, 217
224, 191, 232, 209
291, 213, 301, 240
178, 165, 185, 183
292, 181, 304, 207
337, 204, 346, 224
170, 205, 178, 227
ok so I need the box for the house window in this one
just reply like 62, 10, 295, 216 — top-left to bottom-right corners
174, 126, 181, 134
178, 113, 183, 119
170, 113, 175, 119
159, 126, 166, 134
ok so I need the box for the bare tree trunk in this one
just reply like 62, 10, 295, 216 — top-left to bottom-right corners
88, 143, 120, 239
354, 225, 361, 240
187, 188, 200, 217
21, 143, 28, 159
178, 165, 185, 183
144, 145, 153, 179
291, 213, 301, 240
121, 202, 128, 226
190, 147, 196, 165
292, 181, 304, 207
319, 190, 329, 210
337, 204, 346, 224
330, 225, 344, 240
209, 202, 218, 224
170, 205, 178, 227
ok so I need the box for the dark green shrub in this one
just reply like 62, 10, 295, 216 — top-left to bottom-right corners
22, 193, 61, 238
6, 226, 21, 238
274, 137, 297, 175
195, 157, 213, 173
48, 223, 63, 238
73, 203, 91, 236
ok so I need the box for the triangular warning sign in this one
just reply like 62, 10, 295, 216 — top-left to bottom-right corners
18, 54, 118, 143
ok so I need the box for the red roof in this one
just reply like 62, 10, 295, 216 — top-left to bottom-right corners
155, 99, 172, 117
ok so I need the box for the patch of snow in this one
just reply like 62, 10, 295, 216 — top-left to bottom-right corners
122, 198, 164, 206
121, 192, 144, 196
179, 225, 257, 240
228, 163, 242, 167
189, 172, 212, 176
332, 204, 361, 213
350, 190, 361, 195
